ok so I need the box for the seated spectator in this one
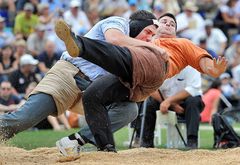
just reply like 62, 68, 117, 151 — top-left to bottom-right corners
152, 3, 165, 19
198, 37, 218, 59
140, 66, 204, 149
14, 3, 39, 39
27, 24, 48, 57
0, 16, 14, 49
0, 45, 17, 82
201, 79, 222, 123
0, 80, 23, 114
0, 0, 16, 27
13, 39, 27, 67
192, 19, 227, 57
9, 54, 39, 98
220, 72, 239, 105
176, 1, 205, 39
214, 0, 239, 38
154, 0, 180, 15
63, 0, 91, 35
225, 34, 240, 68
37, 40, 60, 75
122, 0, 138, 19
37, 3, 57, 36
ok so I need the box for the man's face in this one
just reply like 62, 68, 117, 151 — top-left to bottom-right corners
0, 82, 12, 98
156, 16, 176, 38
135, 25, 157, 42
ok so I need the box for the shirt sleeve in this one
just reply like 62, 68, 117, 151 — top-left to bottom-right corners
182, 39, 212, 73
100, 17, 129, 35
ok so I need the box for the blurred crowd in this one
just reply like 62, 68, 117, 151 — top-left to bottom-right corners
1, 0, 240, 130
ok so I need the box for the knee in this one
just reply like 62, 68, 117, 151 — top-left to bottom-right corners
0, 120, 16, 140
185, 96, 202, 106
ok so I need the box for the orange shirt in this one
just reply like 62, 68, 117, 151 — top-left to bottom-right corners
154, 38, 212, 78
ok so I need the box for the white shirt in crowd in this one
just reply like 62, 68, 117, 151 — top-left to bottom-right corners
192, 28, 227, 55
159, 66, 202, 98
176, 12, 205, 39
63, 9, 91, 35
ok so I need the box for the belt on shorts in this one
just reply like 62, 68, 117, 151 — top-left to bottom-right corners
76, 70, 91, 82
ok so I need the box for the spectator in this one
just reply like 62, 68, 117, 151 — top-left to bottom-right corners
198, 37, 218, 59
40, 0, 67, 13
0, 0, 16, 27
192, 19, 227, 57
14, 3, 39, 39
13, 39, 27, 67
225, 34, 240, 68
201, 79, 222, 123
37, 40, 60, 75
9, 54, 39, 98
122, 0, 138, 19
0, 81, 23, 114
37, 3, 56, 36
85, 4, 100, 26
26, 24, 48, 57
98, 0, 129, 18
0, 16, 14, 48
140, 66, 204, 149
154, 0, 180, 15
220, 72, 239, 106
176, 1, 205, 39
152, 3, 165, 19
63, 0, 91, 35
0, 45, 17, 82
214, 0, 239, 38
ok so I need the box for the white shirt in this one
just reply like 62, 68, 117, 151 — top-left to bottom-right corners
192, 28, 227, 55
176, 12, 205, 39
159, 66, 202, 97
63, 9, 91, 35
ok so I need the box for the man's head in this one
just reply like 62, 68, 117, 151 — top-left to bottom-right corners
129, 10, 159, 42
156, 13, 177, 38
0, 81, 12, 99
23, 3, 34, 18
204, 19, 213, 36
20, 54, 39, 74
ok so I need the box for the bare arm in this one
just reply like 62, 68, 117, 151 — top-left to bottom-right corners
0, 104, 18, 112
38, 62, 49, 74
199, 56, 228, 78
160, 90, 190, 114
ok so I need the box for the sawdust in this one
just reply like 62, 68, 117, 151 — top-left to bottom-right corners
0, 145, 240, 165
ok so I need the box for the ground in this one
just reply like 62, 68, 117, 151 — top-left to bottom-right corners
1, 145, 240, 165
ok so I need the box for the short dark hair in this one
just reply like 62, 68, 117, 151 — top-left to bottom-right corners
129, 10, 156, 20
158, 13, 177, 30
129, 10, 157, 37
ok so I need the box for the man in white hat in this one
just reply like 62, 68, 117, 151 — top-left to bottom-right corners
176, 1, 205, 39
63, 0, 91, 35
8, 54, 39, 97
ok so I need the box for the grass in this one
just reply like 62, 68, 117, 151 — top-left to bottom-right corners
5, 124, 215, 150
